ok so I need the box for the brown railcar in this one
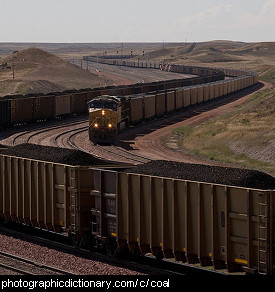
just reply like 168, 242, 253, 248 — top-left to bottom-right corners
10, 97, 35, 125
54, 94, 71, 117
34, 95, 54, 121
91, 167, 275, 275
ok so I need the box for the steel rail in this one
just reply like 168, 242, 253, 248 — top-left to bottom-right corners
0, 250, 75, 275
67, 128, 151, 165
11, 117, 88, 146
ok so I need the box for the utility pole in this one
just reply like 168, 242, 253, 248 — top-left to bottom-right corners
12, 57, 15, 80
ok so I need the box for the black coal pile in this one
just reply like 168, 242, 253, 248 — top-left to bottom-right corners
0, 144, 116, 166
126, 160, 275, 190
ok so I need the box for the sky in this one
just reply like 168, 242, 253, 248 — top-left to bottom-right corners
0, 0, 274, 43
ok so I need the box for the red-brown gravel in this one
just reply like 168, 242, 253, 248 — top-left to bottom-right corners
0, 233, 146, 275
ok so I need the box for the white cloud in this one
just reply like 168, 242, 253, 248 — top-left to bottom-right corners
235, 0, 275, 27
173, 4, 232, 33
172, 1, 275, 42
261, 0, 275, 20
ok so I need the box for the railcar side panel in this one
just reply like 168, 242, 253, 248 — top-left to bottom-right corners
223, 82, 228, 96
227, 80, 232, 94
71, 92, 87, 114
214, 83, 219, 99
155, 92, 166, 116
209, 84, 215, 100
34, 95, 54, 121
218, 82, 224, 98
175, 89, 183, 110
129, 96, 143, 123
203, 85, 210, 102
54, 94, 71, 117
0, 99, 10, 128
197, 85, 204, 104
100, 88, 111, 96
143, 94, 156, 119
87, 90, 101, 103
166, 91, 175, 113
183, 88, 191, 108
190, 86, 198, 105
10, 97, 34, 125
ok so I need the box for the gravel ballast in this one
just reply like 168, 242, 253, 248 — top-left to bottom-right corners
0, 143, 116, 166
0, 232, 146, 275
125, 160, 275, 190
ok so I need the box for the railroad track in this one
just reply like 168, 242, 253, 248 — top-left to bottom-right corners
67, 127, 151, 165
54, 125, 88, 148
0, 225, 226, 276
101, 145, 151, 164
2, 116, 151, 165
10, 117, 88, 146
0, 250, 74, 275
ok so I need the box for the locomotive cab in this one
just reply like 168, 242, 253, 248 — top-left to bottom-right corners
88, 96, 121, 144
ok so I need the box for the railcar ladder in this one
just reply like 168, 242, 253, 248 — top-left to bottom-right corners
258, 192, 270, 275
69, 169, 77, 235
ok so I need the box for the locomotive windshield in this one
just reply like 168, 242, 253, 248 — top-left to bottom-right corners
89, 99, 118, 110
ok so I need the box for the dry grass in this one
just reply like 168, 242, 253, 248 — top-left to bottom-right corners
174, 69, 275, 174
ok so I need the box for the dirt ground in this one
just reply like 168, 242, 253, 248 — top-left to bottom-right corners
0, 48, 112, 96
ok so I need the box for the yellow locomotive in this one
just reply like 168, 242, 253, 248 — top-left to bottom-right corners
88, 95, 129, 144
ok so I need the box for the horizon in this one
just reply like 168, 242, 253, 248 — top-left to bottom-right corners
0, 40, 274, 45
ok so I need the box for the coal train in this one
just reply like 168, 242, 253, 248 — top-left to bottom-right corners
0, 60, 268, 275
0, 61, 257, 133
0, 63, 224, 129
86, 62, 258, 144
0, 144, 274, 275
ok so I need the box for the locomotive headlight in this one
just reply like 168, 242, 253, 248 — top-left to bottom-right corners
102, 110, 105, 116
108, 123, 112, 128
94, 123, 99, 128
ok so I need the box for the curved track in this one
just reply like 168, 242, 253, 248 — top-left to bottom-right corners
12, 119, 88, 147
1, 118, 151, 165
68, 128, 151, 164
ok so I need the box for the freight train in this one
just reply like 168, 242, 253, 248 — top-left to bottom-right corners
0, 61, 265, 274
85, 62, 258, 144
0, 144, 274, 275
0, 61, 257, 132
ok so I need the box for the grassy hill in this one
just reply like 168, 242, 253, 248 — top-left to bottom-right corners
173, 68, 275, 175
137, 41, 275, 70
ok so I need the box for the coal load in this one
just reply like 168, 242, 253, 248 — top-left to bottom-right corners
0, 144, 115, 166
126, 160, 275, 190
